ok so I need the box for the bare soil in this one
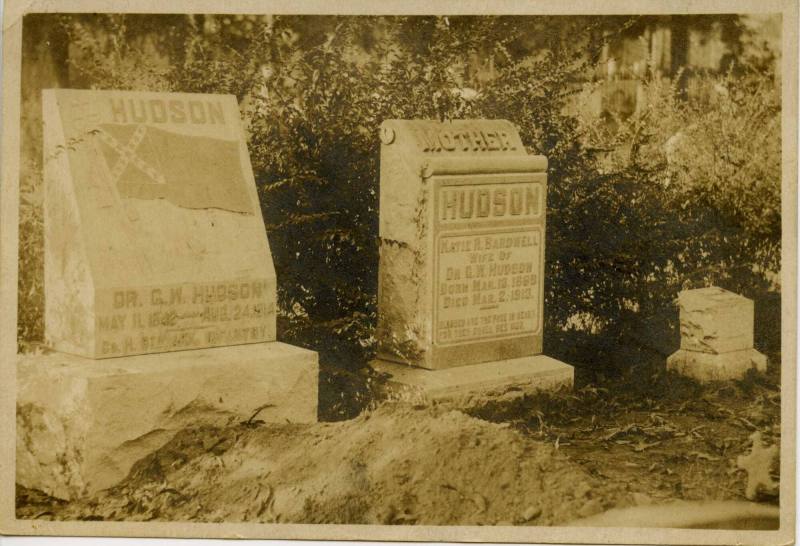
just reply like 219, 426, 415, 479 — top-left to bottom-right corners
16, 362, 780, 526
469, 364, 782, 506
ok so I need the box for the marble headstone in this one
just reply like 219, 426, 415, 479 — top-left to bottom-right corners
43, 89, 276, 358
377, 120, 546, 369
375, 119, 572, 390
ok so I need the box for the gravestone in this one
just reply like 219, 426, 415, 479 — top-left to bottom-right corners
43, 90, 275, 357
667, 286, 767, 382
17, 90, 318, 500
371, 119, 573, 400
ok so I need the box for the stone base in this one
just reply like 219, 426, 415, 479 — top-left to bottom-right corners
666, 348, 767, 382
370, 354, 573, 404
17, 342, 318, 500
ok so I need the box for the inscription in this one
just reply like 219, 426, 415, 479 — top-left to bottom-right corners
108, 98, 225, 125
436, 230, 541, 344
95, 279, 273, 356
418, 128, 517, 153
440, 183, 541, 222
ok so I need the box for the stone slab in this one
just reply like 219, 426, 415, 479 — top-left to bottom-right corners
666, 348, 767, 382
16, 342, 318, 500
677, 287, 754, 354
43, 89, 276, 358
568, 500, 779, 529
376, 119, 549, 370
370, 355, 573, 403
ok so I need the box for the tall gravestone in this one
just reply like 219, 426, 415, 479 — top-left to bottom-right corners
372, 120, 573, 399
16, 90, 318, 500
43, 90, 275, 357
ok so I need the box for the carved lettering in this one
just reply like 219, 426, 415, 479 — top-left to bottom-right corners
110, 99, 127, 123
96, 279, 272, 357
458, 190, 474, 218
415, 126, 519, 153
442, 190, 457, 220
471, 130, 487, 151
440, 183, 541, 222
419, 130, 441, 152
129, 99, 147, 123
106, 98, 225, 125
493, 188, 507, 216
168, 100, 187, 123
436, 230, 541, 344
484, 131, 501, 151
149, 99, 167, 123
476, 189, 491, 218
207, 101, 225, 124
188, 101, 207, 123
439, 131, 456, 151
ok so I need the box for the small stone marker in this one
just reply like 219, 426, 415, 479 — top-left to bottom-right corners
18, 90, 318, 500
372, 119, 573, 399
667, 287, 767, 382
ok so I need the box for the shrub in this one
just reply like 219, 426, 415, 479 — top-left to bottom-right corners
577, 62, 781, 298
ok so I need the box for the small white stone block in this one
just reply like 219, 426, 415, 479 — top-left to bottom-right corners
371, 355, 573, 403
667, 348, 767, 383
16, 342, 318, 500
677, 287, 754, 354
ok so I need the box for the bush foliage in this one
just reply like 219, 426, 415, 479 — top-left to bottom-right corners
20, 15, 781, 382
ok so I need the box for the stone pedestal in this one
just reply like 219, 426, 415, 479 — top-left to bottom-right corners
17, 342, 318, 500
372, 119, 572, 396
667, 287, 767, 382
372, 355, 573, 403
667, 348, 767, 382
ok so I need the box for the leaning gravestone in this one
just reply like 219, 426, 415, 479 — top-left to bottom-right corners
16, 90, 318, 500
371, 120, 573, 399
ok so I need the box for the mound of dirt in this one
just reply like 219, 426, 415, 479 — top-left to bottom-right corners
60, 402, 630, 525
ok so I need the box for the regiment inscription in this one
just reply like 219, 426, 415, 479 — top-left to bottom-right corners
94, 278, 274, 357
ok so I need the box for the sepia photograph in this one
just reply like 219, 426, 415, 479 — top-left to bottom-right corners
0, 1, 796, 544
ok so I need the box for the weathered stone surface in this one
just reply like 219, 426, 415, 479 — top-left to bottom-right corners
376, 119, 550, 370
666, 347, 767, 382
372, 354, 573, 403
16, 342, 318, 500
43, 89, 276, 358
676, 287, 754, 354
667, 287, 766, 382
